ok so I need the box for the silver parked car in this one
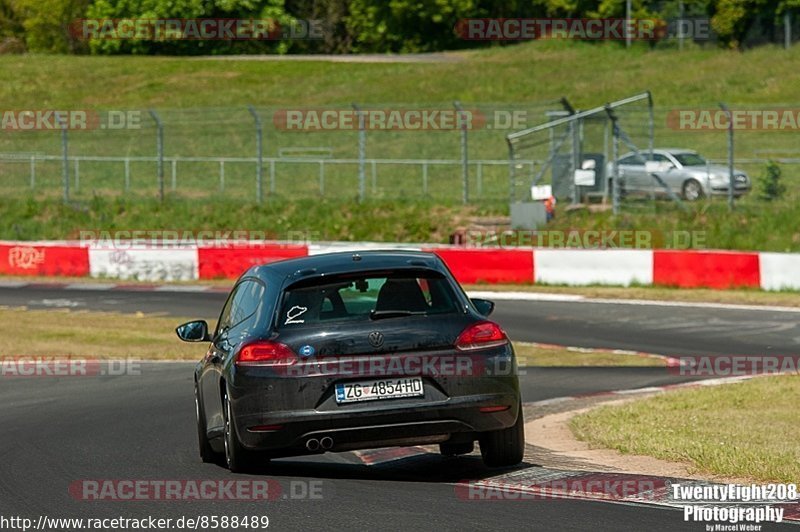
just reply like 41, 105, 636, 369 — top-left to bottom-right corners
607, 148, 751, 201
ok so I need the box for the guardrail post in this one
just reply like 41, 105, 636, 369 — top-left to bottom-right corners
148, 110, 164, 202
58, 112, 70, 203
248, 105, 263, 204
454, 101, 469, 204
353, 103, 366, 202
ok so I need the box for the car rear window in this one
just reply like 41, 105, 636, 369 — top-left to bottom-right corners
277, 271, 459, 327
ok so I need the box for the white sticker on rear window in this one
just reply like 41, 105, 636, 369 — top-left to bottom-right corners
285, 305, 308, 324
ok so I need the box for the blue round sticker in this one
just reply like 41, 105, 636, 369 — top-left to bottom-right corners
299, 345, 315, 358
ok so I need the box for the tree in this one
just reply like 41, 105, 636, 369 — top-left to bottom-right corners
0, 0, 26, 52
14, 0, 91, 52
85, 0, 293, 55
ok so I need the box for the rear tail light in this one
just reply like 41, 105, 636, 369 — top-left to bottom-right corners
236, 341, 297, 366
455, 321, 508, 351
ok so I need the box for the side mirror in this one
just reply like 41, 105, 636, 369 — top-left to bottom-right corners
471, 298, 496, 317
176, 320, 210, 342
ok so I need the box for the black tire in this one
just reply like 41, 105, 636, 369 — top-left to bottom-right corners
682, 179, 704, 201
479, 405, 525, 468
222, 389, 262, 473
195, 386, 218, 463
439, 441, 474, 457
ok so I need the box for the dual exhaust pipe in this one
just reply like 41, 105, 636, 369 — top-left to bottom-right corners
305, 436, 334, 451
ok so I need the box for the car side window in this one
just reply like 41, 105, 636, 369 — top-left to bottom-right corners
619, 154, 642, 166
215, 279, 265, 337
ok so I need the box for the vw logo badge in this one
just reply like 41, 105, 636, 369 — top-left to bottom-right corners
368, 331, 384, 348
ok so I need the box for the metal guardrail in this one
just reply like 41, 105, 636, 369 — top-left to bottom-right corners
0, 154, 534, 199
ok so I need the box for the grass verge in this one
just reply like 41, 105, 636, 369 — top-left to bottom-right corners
3, 195, 800, 252
0, 308, 665, 366
514, 342, 665, 367
569, 376, 800, 483
465, 284, 800, 307
0, 308, 200, 360
0, 196, 491, 243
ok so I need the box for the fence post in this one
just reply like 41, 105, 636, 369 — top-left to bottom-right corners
569, 120, 580, 205
74, 159, 80, 191
219, 161, 225, 191
719, 102, 735, 211
625, 0, 632, 48
352, 103, 366, 202
422, 162, 428, 195
29, 156, 35, 190
506, 139, 516, 205
270, 160, 276, 194
319, 161, 325, 195
454, 101, 469, 204
786, 11, 792, 49
58, 112, 70, 203
606, 107, 621, 215
171, 159, 177, 190
248, 105, 264, 204
124, 158, 131, 191
148, 109, 164, 202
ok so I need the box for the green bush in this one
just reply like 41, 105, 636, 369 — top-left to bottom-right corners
758, 160, 786, 201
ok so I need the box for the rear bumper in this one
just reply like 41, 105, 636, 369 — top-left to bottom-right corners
236, 395, 520, 454
225, 345, 521, 455
230, 381, 520, 454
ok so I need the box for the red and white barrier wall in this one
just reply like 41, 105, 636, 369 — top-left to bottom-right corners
1, 240, 799, 291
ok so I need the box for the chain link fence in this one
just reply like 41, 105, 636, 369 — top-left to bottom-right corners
0, 100, 798, 210
0, 101, 561, 204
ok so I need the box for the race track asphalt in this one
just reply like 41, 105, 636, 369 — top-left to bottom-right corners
1, 285, 798, 531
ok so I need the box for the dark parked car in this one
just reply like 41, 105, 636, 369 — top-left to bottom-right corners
177, 251, 523, 473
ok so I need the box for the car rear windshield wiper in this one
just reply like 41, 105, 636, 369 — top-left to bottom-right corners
369, 310, 426, 320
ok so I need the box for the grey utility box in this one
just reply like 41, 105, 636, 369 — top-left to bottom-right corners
510, 201, 548, 230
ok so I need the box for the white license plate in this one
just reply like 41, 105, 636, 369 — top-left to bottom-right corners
335, 377, 424, 404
